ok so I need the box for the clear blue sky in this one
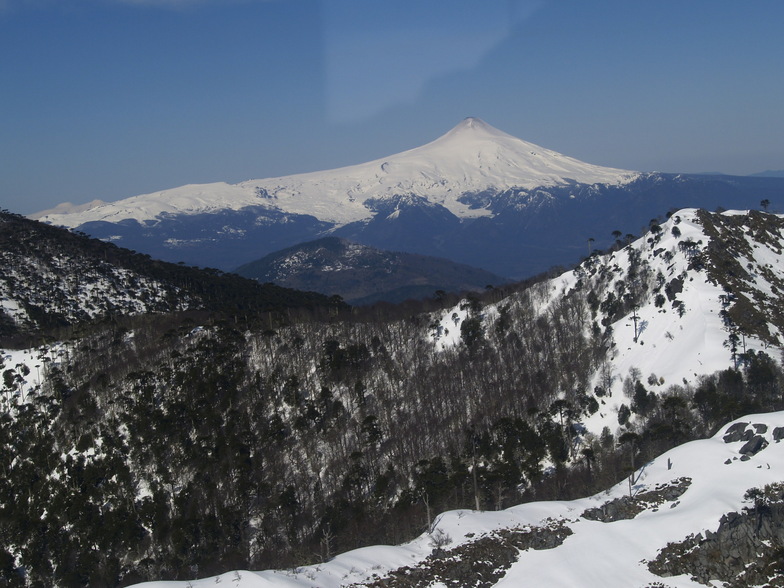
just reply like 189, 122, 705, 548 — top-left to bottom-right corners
1, 0, 783, 215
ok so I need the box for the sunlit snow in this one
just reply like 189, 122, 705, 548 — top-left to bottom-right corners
127, 410, 784, 588
34, 118, 637, 228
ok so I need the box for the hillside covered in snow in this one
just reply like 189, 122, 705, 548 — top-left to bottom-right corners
2, 207, 783, 586
130, 412, 784, 588
0, 210, 343, 342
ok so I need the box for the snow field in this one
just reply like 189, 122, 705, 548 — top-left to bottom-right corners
129, 411, 784, 587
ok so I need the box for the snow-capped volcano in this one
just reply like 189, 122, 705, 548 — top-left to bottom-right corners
34, 118, 636, 227
29, 119, 784, 278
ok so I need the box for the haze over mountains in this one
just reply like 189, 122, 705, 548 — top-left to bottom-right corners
34, 118, 784, 279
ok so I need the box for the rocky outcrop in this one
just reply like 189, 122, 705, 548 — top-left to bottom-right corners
722, 421, 752, 443
723, 421, 775, 462
581, 478, 692, 522
362, 519, 572, 588
739, 435, 768, 457
649, 483, 784, 587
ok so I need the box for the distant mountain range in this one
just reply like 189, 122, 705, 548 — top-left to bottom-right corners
235, 237, 509, 304
32, 118, 784, 278
748, 169, 784, 178
0, 210, 341, 342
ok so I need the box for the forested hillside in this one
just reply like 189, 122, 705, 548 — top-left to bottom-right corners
234, 236, 509, 304
1, 208, 783, 586
0, 210, 343, 344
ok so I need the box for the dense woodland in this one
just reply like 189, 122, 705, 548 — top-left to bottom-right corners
0, 210, 345, 346
1, 209, 783, 586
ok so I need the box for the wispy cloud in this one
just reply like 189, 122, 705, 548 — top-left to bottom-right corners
323, 0, 543, 124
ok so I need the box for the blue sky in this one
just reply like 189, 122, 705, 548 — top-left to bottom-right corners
1, 0, 783, 215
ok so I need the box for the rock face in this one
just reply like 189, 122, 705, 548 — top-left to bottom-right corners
722, 421, 752, 443
723, 422, 774, 457
581, 478, 692, 522
740, 435, 769, 457
649, 491, 784, 587
366, 520, 573, 588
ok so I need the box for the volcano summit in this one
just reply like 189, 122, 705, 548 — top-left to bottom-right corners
34, 119, 783, 278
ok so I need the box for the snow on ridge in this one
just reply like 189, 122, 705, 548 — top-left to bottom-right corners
34, 182, 256, 227
430, 207, 783, 439
32, 199, 107, 218
554, 208, 781, 435
32, 118, 639, 228
128, 409, 784, 588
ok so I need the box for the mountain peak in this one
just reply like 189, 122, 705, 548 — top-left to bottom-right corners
34, 118, 638, 236
437, 116, 516, 143
454, 116, 492, 131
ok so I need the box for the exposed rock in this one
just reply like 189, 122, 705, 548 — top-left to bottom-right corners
722, 422, 750, 443
362, 519, 573, 588
739, 435, 769, 456
773, 426, 784, 441
649, 483, 784, 587
581, 478, 692, 522
665, 277, 684, 301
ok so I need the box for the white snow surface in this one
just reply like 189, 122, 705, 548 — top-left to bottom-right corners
128, 411, 784, 588
33, 118, 637, 227
429, 208, 783, 438
1, 344, 68, 406
129, 208, 784, 587
562, 210, 738, 387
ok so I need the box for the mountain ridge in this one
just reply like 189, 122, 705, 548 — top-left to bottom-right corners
3, 207, 784, 586
0, 210, 342, 342
235, 236, 510, 304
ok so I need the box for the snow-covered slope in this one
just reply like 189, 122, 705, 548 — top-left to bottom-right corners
431, 207, 784, 431
6, 206, 784, 586
128, 411, 784, 588
34, 118, 637, 227
555, 209, 766, 379
0, 212, 195, 331
119, 208, 784, 588
0, 211, 339, 337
